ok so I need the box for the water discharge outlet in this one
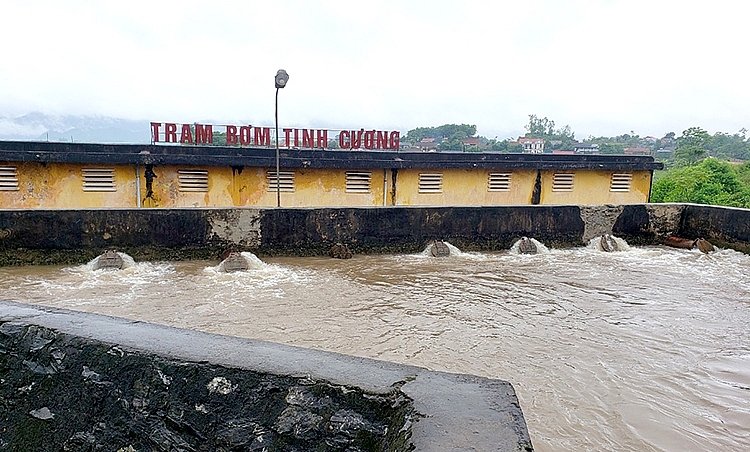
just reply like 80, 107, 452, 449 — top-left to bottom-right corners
599, 234, 619, 252
90, 250, 125, 270
330, 243, 353, 259
428, 240, 450, 257
218, 250, 250, 272
516, 237, 538, 254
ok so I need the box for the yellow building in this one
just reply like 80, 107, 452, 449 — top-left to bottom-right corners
0, 141, 661, 209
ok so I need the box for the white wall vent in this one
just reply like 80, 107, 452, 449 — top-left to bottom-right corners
610, 173, 633, 192
82, 168, 116, 192
0, 166, 19, 191
552, 173, 574, 192
488, 172, 512, 192
178, 169, 209, 192
345, 171, 372, 193
267, 171, 295, 192
419, 173, 443, 193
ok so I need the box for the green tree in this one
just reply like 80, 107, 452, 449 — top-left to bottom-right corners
437, 137, 464, 151
598, 143, 625, 154
705, 130, 749, 161
524, 114, 556, 137
212, 131, 227, 146
523, 114, 575, 151
737, 162, 750, 186
489, 139, 523, 153
405, 124, 476, 145
673, 127, 710, 167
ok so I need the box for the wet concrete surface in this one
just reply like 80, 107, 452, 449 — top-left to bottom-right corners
0, 301, 533, 451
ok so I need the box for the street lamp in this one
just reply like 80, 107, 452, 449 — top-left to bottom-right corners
274, 69, 289, 207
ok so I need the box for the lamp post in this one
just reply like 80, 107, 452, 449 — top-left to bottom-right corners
274, 69, 289, 207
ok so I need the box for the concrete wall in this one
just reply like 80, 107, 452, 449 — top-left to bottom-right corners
1, 203, 748, 265
539, 170, 652, 205
0, 301, 533, 452
394, 169, 539, 206
0, 158, 655, 209
677, 204, 750, 253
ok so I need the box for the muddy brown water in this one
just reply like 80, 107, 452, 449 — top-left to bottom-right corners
1, 240, 748, 451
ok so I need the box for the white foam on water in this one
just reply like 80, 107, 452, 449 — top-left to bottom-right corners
413, 241, 490, 261
4, 242, 750, 452
509, 237, 550, 255
585, 235, 631, 252
209, 251, 270, 273
203, 252, 314, 291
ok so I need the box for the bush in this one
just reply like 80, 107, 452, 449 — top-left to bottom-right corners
650, 159, 750, 208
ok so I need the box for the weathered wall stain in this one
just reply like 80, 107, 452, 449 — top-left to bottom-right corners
207, 209, 262, 248
580, 205, 625, 242
0, 204, 747, 265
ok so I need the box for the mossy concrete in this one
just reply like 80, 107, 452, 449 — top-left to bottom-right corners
1, 204, 749, 264
676, 204, 750, 254
0, 301, 533, 451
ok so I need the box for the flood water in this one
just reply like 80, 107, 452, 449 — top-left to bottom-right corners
1, 240, 749, 452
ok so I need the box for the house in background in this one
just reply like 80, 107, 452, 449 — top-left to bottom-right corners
573, 143, 600, 154
461, 137, 480, 151
624, 147, 652, 156
418, 138, 439, 152
518, 138, 544, 153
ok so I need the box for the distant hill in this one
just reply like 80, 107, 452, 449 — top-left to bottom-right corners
0, 112, 151, 143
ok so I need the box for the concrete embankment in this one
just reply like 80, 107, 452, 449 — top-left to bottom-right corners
0, 301, 532, 451
0, 204, 750, 265
676, 204, 750, 253
0, 204, 748, 265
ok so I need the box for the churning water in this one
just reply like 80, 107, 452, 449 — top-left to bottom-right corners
1, 242, 748, 452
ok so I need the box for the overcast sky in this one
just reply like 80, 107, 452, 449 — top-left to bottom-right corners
2, 0, 749, 140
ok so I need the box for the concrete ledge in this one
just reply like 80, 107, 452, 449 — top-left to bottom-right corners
1, 204, 749, 265
0, 301, 533, 451
0, 140, 663, 171
677, 204, 750, 254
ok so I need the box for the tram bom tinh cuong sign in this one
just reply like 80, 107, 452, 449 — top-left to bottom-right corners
150, 122, 401, 151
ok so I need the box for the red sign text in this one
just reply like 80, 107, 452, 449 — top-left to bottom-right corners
150, 122, 400, 151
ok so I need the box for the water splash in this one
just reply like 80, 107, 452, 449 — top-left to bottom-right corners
417, 241, 472, 258
203, 252, 314, 293
510, 238, 550, 255
587, 235, 631, 252
208, 251, 268, 273
84, 251, 137, 270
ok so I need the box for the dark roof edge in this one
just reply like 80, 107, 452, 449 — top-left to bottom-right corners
0, 140, 664, 171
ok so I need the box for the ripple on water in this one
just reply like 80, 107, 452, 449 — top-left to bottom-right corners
1, 245, 749, 452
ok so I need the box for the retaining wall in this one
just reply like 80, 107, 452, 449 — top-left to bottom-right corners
676, 204, 750, 253
0, 204, 747, 265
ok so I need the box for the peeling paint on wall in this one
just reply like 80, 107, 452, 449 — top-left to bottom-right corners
207, 209, 262, 247
580, 205, 626, 242
645, 204, 685, 238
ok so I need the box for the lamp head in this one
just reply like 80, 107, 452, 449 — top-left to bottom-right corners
275, 69, 289, 89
